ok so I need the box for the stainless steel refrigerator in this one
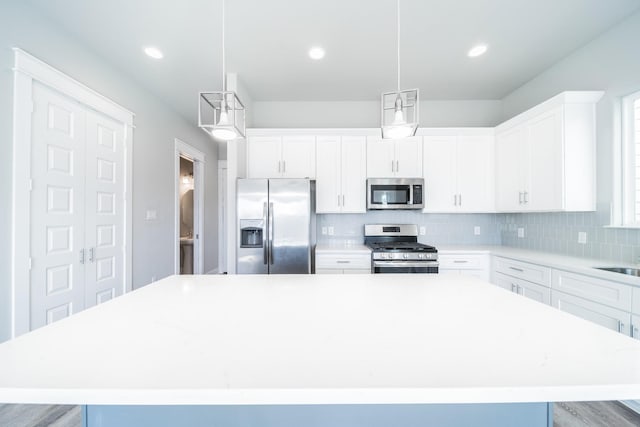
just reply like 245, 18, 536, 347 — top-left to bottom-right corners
237, 179, 315, 274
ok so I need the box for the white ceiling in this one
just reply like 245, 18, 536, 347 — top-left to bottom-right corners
25, 0, 640, 125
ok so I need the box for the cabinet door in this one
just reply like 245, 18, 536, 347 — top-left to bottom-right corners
552, 290, 631, 335
366, 136, 395, 177
526, 108, 563, 210
248, 136, 281, 178
517, 280, 551, 305
394, 136, 423, 177
282, 136, 316, 178
495, 127, 526, 211
340, 136, 367, 213
315, 137, 341, 213
422, 136, 457, 212
457, 135, 494, 212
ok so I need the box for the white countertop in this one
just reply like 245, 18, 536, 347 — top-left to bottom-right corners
438, 245, 640, 287
316, 242, 371, 255
1, 274, 640, 405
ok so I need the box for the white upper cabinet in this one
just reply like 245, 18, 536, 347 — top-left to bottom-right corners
316, 136, 367, 213
366, 136, 422, 178
247, 135, 315, 179
495, 91, 603, 212
423, 130, 494, 212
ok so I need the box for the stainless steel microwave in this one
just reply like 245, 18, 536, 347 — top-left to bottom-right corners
367, 178, 424, 210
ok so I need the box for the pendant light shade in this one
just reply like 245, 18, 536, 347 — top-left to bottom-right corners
199, 90, 245, 140
381, 0, 419, 139
198, 0, 245, 140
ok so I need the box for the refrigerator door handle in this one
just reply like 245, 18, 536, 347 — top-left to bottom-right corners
268, 202, 274, 265
262, 202, 268, 265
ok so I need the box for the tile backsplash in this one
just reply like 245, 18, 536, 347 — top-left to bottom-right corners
319, 207, 640, 264
500, 208, 640, 264
317, 212, 501, 246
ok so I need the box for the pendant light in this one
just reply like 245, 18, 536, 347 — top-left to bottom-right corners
381, 0, 418, 139
198, 0, 245, 140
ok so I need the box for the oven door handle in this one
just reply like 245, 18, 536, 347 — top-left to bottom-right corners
373, 261, 439, 268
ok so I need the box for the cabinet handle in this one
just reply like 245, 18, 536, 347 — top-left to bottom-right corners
278, 161, 281, 173
509, 266, 524, 272
337, 195, 341, 207
453, 260, 468, 264
396, 160, 399, 172
336, 260, 351, 264
89, 248, 95, 263
618, 321, 624, 333
391, 160, 395, 173
511, 283, 517, 292
458, 194, 462, 206
453, 194, 458, 206
518, 192, 523, 204
80, 249, 85, 264
631, 325, 636, 338
282, 161, 286, 173
523, 191, 528, 204
342, 195, 345, 206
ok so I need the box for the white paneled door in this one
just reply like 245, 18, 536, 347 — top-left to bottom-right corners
29, 83, 125, 330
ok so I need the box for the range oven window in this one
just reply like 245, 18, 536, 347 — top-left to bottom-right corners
373, 262, 439, 274
371, 185, 410, 205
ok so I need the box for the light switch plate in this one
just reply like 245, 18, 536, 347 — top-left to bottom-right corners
328, 226, 334, 236
474, 226, 481, 236
419, 226, 426, 236
517, 227, 525, 238
145, 210, 157, 221
578, 231, 587, 244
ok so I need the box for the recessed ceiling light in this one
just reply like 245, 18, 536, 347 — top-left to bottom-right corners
467, 44, 488, 58
308, 46, 325, 60
144, 46, 164, 59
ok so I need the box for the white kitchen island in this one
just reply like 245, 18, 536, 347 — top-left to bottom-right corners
1, 274, 640, 427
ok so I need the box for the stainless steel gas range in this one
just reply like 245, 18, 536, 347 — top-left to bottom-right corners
364, 224, 438, 273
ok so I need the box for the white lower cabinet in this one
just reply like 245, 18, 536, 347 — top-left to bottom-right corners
438, 253, 490, 282
315, 252, 371, 274
551, 290, 631, 335
494, 272, 551, 305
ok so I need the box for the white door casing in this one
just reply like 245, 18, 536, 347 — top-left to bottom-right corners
12, 48, 133, 337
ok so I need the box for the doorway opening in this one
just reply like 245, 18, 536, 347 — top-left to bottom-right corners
174, 139, 205, 275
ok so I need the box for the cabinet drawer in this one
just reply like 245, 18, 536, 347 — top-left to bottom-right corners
552, 270, 632, 311
316, 254, 371, 270
551, 290, 631, 335
439, 254, 488, 270
493, 257, 551, 286
633, 289, 640, 316
494, 272, 551, 305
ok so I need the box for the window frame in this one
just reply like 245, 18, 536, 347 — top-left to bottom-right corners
621, 89, 640, 227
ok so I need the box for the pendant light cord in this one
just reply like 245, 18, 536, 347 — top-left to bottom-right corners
396, 0, 400, 93
222, 0, 226, 92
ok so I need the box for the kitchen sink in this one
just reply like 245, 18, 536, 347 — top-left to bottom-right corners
594, 266, 640, 277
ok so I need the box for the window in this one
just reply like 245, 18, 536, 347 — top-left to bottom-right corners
621, 90, 640, 226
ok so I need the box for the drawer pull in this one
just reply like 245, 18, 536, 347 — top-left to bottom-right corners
453, 260, 468, 264
509, 266, 524, 272
336, 260, 351, 264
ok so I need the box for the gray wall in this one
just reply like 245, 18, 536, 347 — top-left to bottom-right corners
498, 10, 640, 262
0, 2, 219, 342
252, 100, 503, 128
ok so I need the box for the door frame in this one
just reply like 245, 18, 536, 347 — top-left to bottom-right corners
11, 48, 134, 338
174, 139, 205, 275
217, 160, 227, 273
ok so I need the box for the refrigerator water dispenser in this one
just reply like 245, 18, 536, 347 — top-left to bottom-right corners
240, 220, 263, 248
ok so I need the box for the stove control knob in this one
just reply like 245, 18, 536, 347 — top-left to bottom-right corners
403, 254, 409, 259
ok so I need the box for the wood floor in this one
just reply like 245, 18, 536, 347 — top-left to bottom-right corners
0, 401, 639, 426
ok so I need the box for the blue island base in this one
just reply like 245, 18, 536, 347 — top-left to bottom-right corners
84, 402, 552, 427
